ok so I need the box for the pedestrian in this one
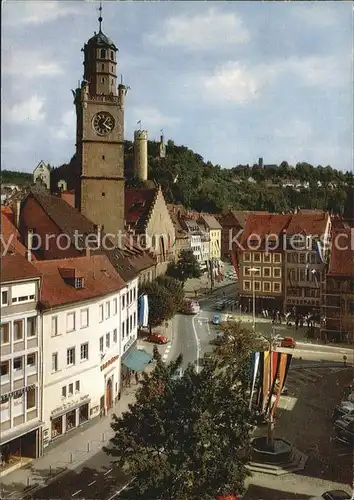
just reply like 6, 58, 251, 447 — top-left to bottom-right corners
135, 371, 139, 385
295, 316, 299, 330
128, 371, 132, 388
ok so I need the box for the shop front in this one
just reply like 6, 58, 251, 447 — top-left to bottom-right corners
50, 395, 90, 441
100, 353, 120, 416
121, 339, 153, 390
240, 295, 284, 315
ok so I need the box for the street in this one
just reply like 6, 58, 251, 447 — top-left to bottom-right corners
19, 284, 353, 500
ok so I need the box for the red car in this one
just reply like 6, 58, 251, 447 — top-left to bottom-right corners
146, 333, 168, 345
281, 336, 296, 348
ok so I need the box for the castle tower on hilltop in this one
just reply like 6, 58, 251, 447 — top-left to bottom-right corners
159, 129, 166, 159
73, 4, 128, 234
133, 128, 148, 182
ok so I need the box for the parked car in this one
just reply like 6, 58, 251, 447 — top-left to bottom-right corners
180, 299, 200, 314
146, 333, 168, 344
332, 401, 354, 421
310, 491, 351, 500
334, 418, 354, 444
215, 301, 226, 311
212, 314, 221, 325
281, 336, 297, 348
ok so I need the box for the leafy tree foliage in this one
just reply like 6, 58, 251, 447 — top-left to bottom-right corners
105, 348, 253, 500
156, 275, 184, 311
1, 170, 32, 186
140, 280, 176, 329
166, 249, 202, 283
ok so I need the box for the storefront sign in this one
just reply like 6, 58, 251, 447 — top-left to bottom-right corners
101, 354, 119, 371
0, 384, 35, 403
51, 394, 90, 417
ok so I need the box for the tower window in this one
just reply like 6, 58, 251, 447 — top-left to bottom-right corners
100, 49, 106, 58
101, 77, 105, 83
102, 155, 105, 160
102, 192, 106, 197
111, 66, 114, 72
111, 79, 114, 85
110, 51, 114, 59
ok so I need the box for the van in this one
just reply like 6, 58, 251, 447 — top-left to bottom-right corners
181, 299, 200, 315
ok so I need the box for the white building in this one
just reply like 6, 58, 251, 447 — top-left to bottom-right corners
34, 254, 139, 447
0, 241, 43, 465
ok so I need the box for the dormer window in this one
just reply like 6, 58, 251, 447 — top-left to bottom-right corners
100, 49, 106, 58
75, 278, 84, 289
59, 268, 85, 289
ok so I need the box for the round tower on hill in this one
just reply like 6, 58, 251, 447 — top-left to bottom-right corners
133, 129, 148, 181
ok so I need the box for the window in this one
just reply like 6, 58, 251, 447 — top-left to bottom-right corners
122, 321, 125, 339
66, 312, 75, 332
244, 267, 250, 277
62, 386, 67, 398
1, 290, 8, 305
310, 253, 317, 264
13, 357, 23, 371
253, 253, 261, 263
129, 315, 133, 331
299, 269, 306, 281
0, 323, 9, 344
133, 312, 136, 327
133, 288, 136, 301
101, 77, 105, 83
52, 353, 58, 372
273, 253, 281, 263
113, 329, 117, 343
26, 387, 36, 410
75, 380, 80, 392
106, 332, 110, 349
51, 316, 58, 336
80, 342, 89, 361
263, 253, 271, 263
273, 282, 281, 293
27, 317, 36, 337
243, 280, 251, 291
68, 383, 73, 395
126, 319, 129, 335
80, 309, 89, 329
263, 282, 271, 292
105, 302, 110, 319
113, 298, 117, 315
99, 304, 104, 322
254, 281, 261, 292
67, 347, 75, 366
27, 353, 35, 367
99, 336, 104, 352
253, 268, 261, 277
14, 320, 23, 341
110, 50, 114, 59
122, 295, 125, 309
243, 252, 251, 262
263, 267, 271, 278
299, 253, 306, 264
0, 361, 9, 377
100, 48, 106, 58
273, 267, 281, 278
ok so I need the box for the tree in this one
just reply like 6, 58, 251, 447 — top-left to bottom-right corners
156, 275, 184, 311
140, 280, 176, 330
166, 249, 201, 283
105, 348, 253, 500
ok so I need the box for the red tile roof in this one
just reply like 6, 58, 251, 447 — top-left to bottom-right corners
241, 213, 293, 250
34, 255, 126, 309
125, 188, 158, 230
286, 210, 329, 236
328, 228, 354, 277
1, 211, 32, 259
1, 249, 41, 283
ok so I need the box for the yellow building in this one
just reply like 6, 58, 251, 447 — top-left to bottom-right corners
198, 214, 222, 262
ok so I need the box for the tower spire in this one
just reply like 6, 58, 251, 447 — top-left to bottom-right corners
98, 1, 103, 33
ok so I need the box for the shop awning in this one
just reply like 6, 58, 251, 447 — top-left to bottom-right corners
122, 349, 153, 372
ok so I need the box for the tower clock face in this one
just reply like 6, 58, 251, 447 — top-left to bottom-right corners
92, 112, 115, 135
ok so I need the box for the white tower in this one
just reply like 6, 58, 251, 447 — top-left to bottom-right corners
133, 129, 148, 181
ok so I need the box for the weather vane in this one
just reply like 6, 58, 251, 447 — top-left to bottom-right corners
98, 1, 103, 32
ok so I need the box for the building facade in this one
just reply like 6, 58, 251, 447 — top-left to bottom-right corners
198, 214, 222, 262
35, 255, 139, 446
1, 249, 43, 466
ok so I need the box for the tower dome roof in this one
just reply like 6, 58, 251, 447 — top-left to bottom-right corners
87, 30, 117, 49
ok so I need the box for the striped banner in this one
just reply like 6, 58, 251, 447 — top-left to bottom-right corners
271, 353, 292, 417
249, 352, 260, 409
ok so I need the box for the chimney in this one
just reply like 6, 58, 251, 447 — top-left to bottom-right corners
26, 229, 33, 261
14, 200, 21, 228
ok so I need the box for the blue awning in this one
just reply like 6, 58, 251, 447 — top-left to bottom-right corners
122, 349, 153, 372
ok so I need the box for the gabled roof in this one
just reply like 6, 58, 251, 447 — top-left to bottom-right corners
1, 210, 31, 259
198, 214, 222, 230
125, 188, 158, 231
328, 228, 354, 277
241, 213, 293, 250
286, 210, 329, 236
34, 255, 126, 309
230, 210, 268, 228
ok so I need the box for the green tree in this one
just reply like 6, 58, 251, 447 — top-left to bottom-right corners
156, 275, 184, 311
166, 249, 201, 283
140, 280, 175, 331
105, 348, 253, 500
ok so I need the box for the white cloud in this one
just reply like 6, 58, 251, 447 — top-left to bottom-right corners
146, 7, 249, 50
292, 5, 340, 27
5, 96, 46, 123
128, 106, 180, 137
203, 62, 259, 104
274, 120, 313, 141
5, 1, 80, 26
2, 49, 63, 78
53, 110, 76, 140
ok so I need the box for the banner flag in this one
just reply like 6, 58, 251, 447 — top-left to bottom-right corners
265, 352, 281, 415
143, 295, 149, 327
256, 351, 264, 409
261, 351, 270, 412
271, 353, 293, 416
249, 352, 260, 409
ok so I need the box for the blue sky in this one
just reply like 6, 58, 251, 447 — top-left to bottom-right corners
2, 1, 353, 173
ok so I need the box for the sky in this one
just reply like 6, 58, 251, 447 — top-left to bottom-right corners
2, 1, 353, 173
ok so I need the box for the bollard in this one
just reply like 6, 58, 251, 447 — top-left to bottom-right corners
70, 452, 73, 463
49, 465, 52, 476
343, 355, 347, 367
87, 442, 90, 452
26, 476, 31, 487
102, 432, 105, 442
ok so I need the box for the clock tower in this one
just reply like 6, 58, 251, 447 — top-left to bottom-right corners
74, 8, 128, 235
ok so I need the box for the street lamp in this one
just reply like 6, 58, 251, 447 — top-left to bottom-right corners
249, 268, 258, 331
267, 324, 278, 448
